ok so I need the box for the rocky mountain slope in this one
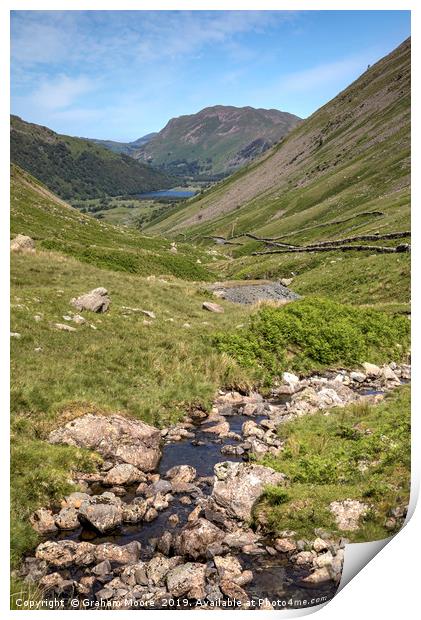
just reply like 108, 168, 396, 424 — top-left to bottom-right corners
10, 116, 172, 201
148, 39, 410, 241
133, 105, 301, 179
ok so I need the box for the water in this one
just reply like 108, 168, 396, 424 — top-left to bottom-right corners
136, 189, 197, 200
53, 408, 338, 608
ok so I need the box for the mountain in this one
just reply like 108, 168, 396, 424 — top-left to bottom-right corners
10, 116, 172, 201
147, 39, 410, 243
133, 105, 301, 179
85, 133, 158, 156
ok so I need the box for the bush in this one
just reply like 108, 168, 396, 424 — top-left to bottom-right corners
214, 297, 410, 378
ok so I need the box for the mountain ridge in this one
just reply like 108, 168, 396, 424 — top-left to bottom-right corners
133, 104, 301, 179
10, 116, 172, 201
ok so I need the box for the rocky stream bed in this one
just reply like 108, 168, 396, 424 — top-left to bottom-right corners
20, 362, 410, 610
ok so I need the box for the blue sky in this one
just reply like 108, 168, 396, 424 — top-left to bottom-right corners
11, 10, 410, 141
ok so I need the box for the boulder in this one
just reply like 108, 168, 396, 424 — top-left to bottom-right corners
362, 362, 381, 377
202, 301, 224, 313
147, 555, 181, 586
78, 496, 123, 533
39, 572, 74, 595
122, 498, 148, 523
166, 562, 207, 599
203, 420, 230, 436
104, 464, 145, 486
94, 542, 141, 564
165, 465, 196, 484
214, 555, 243, 580
300, 567, 332, 587
70, 287, 110, 313
35, 540, 96, 568
212, 462, 287, 520
29, 508, 58, 535
174, 518, 224, 560
220, 579, 250, 606
329, 499, 368, 531
48, 414, 161, 471
274, 538, 297, 554
54, 507, 80, 530
63, 492, 91, 509
10, 234, 35, 252
313, 537, 329, 553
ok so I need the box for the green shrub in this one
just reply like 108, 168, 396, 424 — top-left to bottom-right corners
214, 297, 410, 378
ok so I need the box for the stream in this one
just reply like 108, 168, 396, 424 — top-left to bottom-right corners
50, 398, 338, 609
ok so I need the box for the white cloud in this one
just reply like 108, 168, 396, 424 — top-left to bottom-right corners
30, 75, 97, 111
279, 55, 366, 93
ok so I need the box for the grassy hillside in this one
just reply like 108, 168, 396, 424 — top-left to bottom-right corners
148, 39, 410, 242
11, 162, 410, 568
134, 105, 301, 179
10, 116, 173, 200
10, 165, 212, 281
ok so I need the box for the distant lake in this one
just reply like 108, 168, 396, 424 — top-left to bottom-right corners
136, 189, 197, 200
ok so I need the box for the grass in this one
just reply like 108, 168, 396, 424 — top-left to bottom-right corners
255, 386, 411, 542
213, 297, 410, 381
11, 165, 215, 281
10, 249, 254, 565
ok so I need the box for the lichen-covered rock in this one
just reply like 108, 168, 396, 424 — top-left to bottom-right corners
329, 499, 368, 531
147, 555, 182, 586
214, 555, 243, 580
35, 540, 96, 568
70, 287, 110, 313
220, 579, 250, 606
165, 465, 196, 484
10, 234, 35, 252
94, 542, 141, 564
78, 495, 123, 533
54, 507, 80, 530
212, 462, 287, 520
29, 508, 58, 535
104, 463, 145, 486
174, 518, 224, 560
166, 562, 207, 598
48, 414, 161, 471
122, 498, 148, 523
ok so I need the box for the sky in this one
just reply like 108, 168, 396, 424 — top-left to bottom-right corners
10, 10, 411, 141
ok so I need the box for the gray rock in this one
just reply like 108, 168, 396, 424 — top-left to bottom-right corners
78, 495, 123, 533
174, 518, 224, 560
48, 413, 161, 471
35, 540, 96, 568
10, 234, 35, 252
94, 541, 141, 564
30, 508, 58, 535
122, 498, 148, 523
104, 464, 145, 486
147, 555, 181, 586
70, 287, 110, 313
166, 562, 207, 599
202, 301, 224, 313
212, 461, 287, 520
329, 499, 368, 531
165, 465, 196, 484
54, 507, 80, 530
92, 560, 112, 579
